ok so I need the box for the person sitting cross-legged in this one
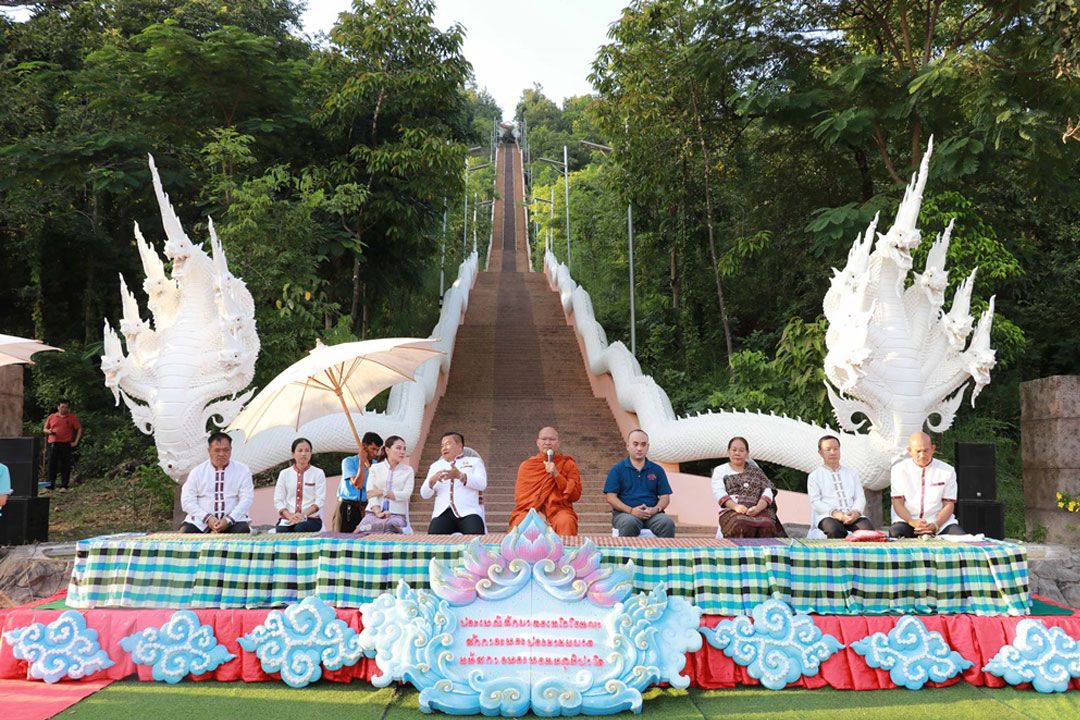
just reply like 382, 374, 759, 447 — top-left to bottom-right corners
508, 426, 582, 536
180, 431, 253, 534
890, 431, 966, 538
712, 436, 787, 538
604, 429, 675, 538
356, 435, 414, 534
421, 431, 487, 534
274, 437, 326, 533
807, 435, 875, 539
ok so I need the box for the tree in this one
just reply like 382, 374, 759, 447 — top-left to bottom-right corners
314, 0, 471, 335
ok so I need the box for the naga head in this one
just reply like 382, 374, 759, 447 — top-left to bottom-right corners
823, 136, 996, 461
102, 156, 259, 483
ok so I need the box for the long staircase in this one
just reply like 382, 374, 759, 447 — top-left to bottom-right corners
410, 143, 626, 534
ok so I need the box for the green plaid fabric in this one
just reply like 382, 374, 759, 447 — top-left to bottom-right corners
66, 533, 1030, 616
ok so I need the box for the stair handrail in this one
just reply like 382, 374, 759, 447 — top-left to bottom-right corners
231, 251, 480, 473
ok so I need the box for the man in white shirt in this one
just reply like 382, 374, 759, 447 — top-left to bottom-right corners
890, 431, 966, 538
420, 431, 487, 534
179, 431, 254, 534
807, 435, 874, 538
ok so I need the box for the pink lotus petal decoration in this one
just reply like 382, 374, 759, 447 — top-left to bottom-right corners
428, 510, 635, 607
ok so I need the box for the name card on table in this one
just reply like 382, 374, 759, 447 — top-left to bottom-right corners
358, 510, 702, 716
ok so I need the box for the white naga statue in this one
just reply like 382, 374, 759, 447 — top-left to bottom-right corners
106, 140, 995, 492
101, 156, 259, 482
102, 156, 479, 482
546, 138, 996, 491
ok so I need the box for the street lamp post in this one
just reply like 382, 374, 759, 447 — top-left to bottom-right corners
581, 139, 637, 356
534, 191, 555, 257
439, 199, 448, 299
464, 148, 489, 257
538, 145, 571, 269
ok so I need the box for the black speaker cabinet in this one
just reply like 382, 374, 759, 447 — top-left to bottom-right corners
956, 499, 1005, 540
955, 442, 996, 468
957, 465, 997, 501
0, 436, 42, 497
0, 495, 50, 545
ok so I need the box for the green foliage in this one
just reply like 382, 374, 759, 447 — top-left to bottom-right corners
0, 1, 493, 520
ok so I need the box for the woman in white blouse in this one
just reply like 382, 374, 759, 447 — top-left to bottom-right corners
355, 435, 415, 533
274, 438, 327, 533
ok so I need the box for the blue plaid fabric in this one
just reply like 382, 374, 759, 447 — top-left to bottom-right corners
66, 534, 1029, 616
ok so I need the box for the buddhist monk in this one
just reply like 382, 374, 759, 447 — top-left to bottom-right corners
508, 426, 582, 535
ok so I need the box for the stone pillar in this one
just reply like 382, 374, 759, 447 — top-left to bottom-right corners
1021, 375, 1080, 545
0, 365, 24, 437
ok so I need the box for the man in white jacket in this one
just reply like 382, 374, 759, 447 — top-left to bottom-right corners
421, 431, 487, 534
179, 431, 253, 534
807, 435, 874, 539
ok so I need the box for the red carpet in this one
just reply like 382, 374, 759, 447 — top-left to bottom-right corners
0, 677, 113, 720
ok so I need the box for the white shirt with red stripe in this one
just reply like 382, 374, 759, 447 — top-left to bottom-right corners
181, 459, 254, 531
273, 465, 327, 526
420, 454, 488, 520
889, 457, 958, 530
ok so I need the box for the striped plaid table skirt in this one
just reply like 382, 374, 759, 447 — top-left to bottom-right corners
66, 533, 1030, 616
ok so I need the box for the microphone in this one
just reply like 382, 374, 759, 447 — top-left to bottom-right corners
546, 449, 553, 463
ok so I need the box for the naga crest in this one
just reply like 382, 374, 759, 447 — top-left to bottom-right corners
101, 156, 259, 482
822, 137, 997, 469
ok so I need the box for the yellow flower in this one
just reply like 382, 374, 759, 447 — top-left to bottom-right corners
304, 291, 312, 301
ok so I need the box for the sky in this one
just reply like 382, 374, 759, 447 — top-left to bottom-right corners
304, 0, 627, 119
1, 1, 626, 119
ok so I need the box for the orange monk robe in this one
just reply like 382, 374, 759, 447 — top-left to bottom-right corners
508, 453, 582, 535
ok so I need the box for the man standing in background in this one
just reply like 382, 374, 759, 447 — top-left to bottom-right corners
43, 398, 81, 492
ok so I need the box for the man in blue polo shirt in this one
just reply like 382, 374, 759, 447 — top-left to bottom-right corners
603, 429, 676, 538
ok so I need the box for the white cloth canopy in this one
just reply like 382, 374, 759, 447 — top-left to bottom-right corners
0, 333, 62, 367
228, 338, 442, 447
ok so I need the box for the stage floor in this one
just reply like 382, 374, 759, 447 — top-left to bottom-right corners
66, 532, 1030, 616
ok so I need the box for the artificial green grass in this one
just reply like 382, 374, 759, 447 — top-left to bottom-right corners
62, 681, 1080, 719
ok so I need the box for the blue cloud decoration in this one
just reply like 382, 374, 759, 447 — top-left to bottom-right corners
358, 510, 703, 716
983, 619, 1080, 693
3, 610, 114, 683
119, 610, 235, 683
701, 598, 842, 690
851, 615, 972, 689
238, 596, 363, 688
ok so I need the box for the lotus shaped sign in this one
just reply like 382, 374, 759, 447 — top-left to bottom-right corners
358, 510, 703, 715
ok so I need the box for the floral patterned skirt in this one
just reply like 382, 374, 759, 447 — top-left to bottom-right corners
355, 512, 408, 533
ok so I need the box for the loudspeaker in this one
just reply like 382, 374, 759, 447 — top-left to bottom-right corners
956, 499, 1005, 540
955, 442, 995, 468
957, 465, 996, 501
0, 495, 50, 545
0, 436, 42, 497
955, 441, 996, 501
